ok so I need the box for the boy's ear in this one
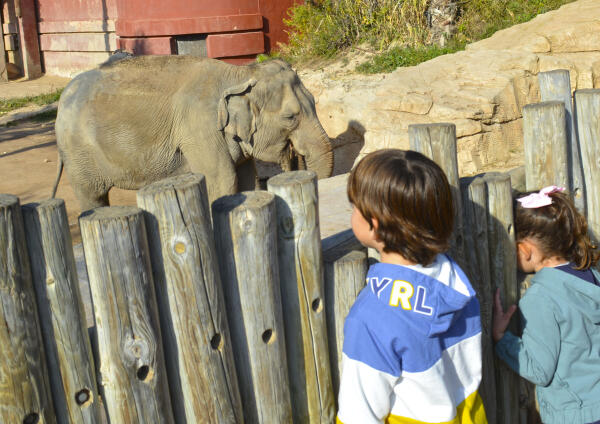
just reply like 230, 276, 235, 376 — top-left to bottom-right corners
371, 217, 379, 231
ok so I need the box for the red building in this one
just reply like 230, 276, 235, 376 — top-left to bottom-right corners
1, 0, 300, 79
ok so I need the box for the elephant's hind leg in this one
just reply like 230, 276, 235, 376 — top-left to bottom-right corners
65, 169, 111, 211
72, 184, 110, 212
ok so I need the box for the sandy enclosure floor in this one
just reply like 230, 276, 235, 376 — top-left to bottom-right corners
0, 118, 138, 244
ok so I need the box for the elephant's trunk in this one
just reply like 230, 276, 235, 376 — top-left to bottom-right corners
291, 120, 333, 179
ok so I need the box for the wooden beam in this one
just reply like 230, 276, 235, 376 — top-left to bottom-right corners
0, 13, 7, 82
16, 0, 42, 79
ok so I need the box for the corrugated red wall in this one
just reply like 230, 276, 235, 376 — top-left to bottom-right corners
35, 0, 299, 77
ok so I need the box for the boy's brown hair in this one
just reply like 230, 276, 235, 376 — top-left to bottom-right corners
347, 149, 454, 266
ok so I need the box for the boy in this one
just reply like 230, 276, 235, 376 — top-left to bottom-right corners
337, 149, 487, 423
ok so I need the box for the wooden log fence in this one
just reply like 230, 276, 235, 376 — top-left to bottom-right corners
0, 194, 55, 424
268, 171, 335, 424
79, 207, 174, 423
212, 191, 293, 424
137, 174, 243, 424
2, 69, 600, 424
22, 199, 102, 423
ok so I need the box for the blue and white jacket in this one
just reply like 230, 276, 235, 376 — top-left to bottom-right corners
337, 254, 487, 424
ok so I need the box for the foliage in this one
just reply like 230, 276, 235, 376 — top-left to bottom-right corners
280, 0, 575, 73
356, 41, 466, 74
458, 0, 575, 42
0, 89, 62, 116
282, 0, 429, 59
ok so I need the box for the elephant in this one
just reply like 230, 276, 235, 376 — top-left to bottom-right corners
52, 55, 333, 210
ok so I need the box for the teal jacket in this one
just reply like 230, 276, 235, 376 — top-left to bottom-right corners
495, 267, 600, 424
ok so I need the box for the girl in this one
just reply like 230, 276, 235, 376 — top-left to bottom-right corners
493, 186, 600, 424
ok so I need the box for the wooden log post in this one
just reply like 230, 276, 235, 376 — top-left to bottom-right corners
22, 199, 102, 423
267, 171, 335, 423
481, 173, 520, 424
323, 233, 367, 398
0, 194, 55, 423
136, 174, 243, 424
79, 206, 174, 424
522, 101, 569, 191
538, 70, 584, 211
409, 123, 465, 267
575, 89, 600, 241
460, 177, 497, 424
0, 19, 7, 82
212, 191, 293, 424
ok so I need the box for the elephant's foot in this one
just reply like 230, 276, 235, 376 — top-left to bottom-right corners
73, 188, 110, 212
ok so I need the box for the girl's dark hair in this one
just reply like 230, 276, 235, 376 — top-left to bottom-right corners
347, 149, 454, 266
514, 191, 599, 269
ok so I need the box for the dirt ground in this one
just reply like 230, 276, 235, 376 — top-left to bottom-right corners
0, 116, 138, 244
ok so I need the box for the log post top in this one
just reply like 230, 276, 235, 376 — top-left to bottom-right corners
409, 122, 456, 130
575, 89, 600, 95
268, 170, 317, 187
79, 206, 142, 221
137, 173, 206, 195
523, 100, 564, 110
21, 198, 65, 211
540, 69, 570, 77
0, 193, 19, 207
212, 191, 275, 214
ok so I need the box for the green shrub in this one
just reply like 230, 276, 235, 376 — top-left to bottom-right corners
356, 41, 466, 74
281, 0, 575, 73
283, 0, 429, 60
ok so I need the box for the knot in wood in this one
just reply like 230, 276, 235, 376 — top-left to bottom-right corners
279, 216, 294, 238
174, 242, 186, 254
124, 336, 150, 363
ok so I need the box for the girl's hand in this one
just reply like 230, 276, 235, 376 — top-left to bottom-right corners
492, 288, 517, 343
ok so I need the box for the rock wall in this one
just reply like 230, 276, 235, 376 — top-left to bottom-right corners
300, 0, 600, 176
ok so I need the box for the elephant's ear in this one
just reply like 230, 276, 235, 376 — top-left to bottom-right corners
217, 79, 257, 144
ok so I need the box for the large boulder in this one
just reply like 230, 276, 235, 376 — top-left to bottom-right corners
300, 0, 600, 176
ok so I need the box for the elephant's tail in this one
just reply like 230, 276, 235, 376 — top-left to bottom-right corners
50, 156, 64, 199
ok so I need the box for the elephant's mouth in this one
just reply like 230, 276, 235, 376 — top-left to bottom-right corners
280, 140, 306, 172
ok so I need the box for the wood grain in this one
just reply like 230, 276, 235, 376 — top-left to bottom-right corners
267, 171, 335, 424
0, 194, 55, 423
539, 70, 584, 212
575, 89, 600, 241
79, 206, 174, 424
212, 191, 293, 424
460, 177, 496, 424
322, 235, 367, 399
137, 174, 243, 424
522, 101, 568, 192
22, 199, 102, 423
409, 123, 465, 267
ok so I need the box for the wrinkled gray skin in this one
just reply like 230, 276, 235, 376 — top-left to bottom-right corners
53, 56, 333, 210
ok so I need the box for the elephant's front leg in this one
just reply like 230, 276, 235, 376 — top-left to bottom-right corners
182, 145, 238, 205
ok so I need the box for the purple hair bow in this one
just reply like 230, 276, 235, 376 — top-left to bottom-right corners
517, 185, 565, 208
